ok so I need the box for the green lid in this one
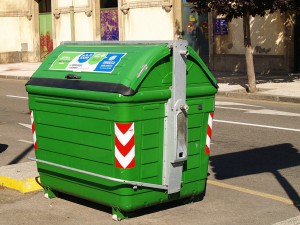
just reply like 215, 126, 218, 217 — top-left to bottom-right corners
27, 42, 171, 96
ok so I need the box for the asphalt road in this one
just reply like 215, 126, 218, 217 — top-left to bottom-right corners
0, 79, 33, 166
0, 79, 299, 224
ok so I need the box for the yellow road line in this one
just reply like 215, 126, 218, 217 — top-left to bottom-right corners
207, 179, 294, 205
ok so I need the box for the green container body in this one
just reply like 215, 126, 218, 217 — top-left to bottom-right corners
26, 42, 218, 213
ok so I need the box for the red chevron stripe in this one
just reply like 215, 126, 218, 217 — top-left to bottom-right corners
115, 157, 123, 168
115, 122, 135, 169
115, 135, 135, 157
115, 157, 135, 169
34, 141, 38, 150
116, 122, 133, 134
205, 113, 214, 155
126, 157, 135, 169
207, 125, 212, 138
31, 122, 36, 134
30, 111, 38, 151
205, 145, 210, 154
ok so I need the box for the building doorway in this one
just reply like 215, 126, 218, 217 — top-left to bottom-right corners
295, 15, 300, 72
182, 1, 209, 65
100, 0, 119, 40
38, 0, 53, 61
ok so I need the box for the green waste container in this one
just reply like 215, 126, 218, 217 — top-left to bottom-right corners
26, 41, 218, 220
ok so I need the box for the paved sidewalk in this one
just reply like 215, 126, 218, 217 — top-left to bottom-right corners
215, 71, 300, 103
1, 62, 300, 103
0, 62, 41, 80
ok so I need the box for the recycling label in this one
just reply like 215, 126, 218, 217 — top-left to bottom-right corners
49, 51, 126, 73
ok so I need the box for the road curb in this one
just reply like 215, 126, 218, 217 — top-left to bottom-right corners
0, 74, 299, 103
0, 162, 42, 193
0, 175, 42, 193
0, 75, 30, 80
217, 91, 300, 104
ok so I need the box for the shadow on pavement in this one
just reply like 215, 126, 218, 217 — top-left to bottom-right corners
8, 144, 34, 165
57, 191, 197, 219
0, 144, 8, 153
210, 143, 300, 210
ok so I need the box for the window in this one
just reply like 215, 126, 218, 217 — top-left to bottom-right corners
100, 0, 118, 8
38, 0, 51, 13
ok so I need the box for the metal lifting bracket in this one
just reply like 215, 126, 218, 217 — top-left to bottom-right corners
163, 40, 189, 194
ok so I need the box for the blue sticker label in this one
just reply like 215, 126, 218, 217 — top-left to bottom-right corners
94, 53, 126, 73
49, 51, 126, 74
78, 53, 94, 63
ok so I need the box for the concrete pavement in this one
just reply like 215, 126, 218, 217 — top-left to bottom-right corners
0, 62, 41, 80
0, 62, 300, 193
0, 162, 41, 193
215, 71, 300, 103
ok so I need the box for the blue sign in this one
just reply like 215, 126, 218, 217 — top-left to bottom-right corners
214, 18, 228, 35
94, 53, 126, 73
78, 53, 94, 63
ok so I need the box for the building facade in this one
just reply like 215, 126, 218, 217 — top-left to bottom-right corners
0, 0, 299, 74
210, 12, 300, 74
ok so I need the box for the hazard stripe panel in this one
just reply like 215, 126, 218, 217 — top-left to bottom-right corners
30, 110, 38, 150
205, 113, 214, 154
115, 122, 135, 169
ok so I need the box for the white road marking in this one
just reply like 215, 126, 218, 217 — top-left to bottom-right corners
18, 123, 31, 129
272, 216, 300, 225
216, 106, 248, 111
6, 95, 28, 99
246, 109, 300, 117
216, 101, 300, 117
215, 101, 262, 108
18, 139, 33, 144
215, 119, 300, 132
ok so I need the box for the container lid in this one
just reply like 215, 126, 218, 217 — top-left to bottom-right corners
26, 42, 171, 96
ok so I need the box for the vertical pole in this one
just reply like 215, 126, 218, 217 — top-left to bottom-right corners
70, 0, 75, 41
208, 11, 214, 70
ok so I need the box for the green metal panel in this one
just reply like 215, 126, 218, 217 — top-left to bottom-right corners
26, 42, 217, 218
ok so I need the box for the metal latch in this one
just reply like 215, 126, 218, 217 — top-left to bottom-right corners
65, 74, 81, 79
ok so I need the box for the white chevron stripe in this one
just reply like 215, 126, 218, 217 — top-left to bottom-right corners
208, 113, 213, 127
33, 131, 37, 144
30, 111, 34, 125
205, 113, 214, 153
206, 135, 211, 147
115, 123, 134, 146
115, 146, 135, 168
30, 111, 37, 147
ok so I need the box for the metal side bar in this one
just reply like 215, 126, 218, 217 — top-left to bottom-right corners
29, 157, 168, 191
